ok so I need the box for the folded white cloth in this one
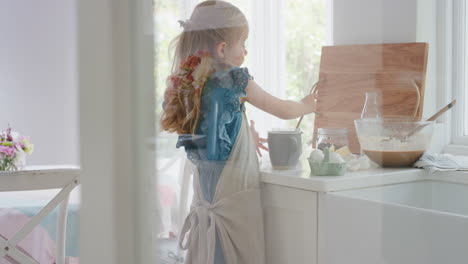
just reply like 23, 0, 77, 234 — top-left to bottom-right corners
414, 153, 468, 173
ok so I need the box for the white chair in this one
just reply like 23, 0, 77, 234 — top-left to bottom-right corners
0, 166, 79, 264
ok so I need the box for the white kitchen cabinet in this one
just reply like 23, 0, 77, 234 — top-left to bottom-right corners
261, 182, 318, 264
260, 169, 468, 264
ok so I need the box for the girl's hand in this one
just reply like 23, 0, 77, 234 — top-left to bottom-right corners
249, 120, 268, 157
300, 93, 318, 115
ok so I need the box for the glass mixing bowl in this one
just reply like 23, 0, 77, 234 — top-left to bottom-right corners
354, 118, 435, 167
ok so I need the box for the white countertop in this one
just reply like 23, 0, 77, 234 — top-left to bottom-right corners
260, 166, 468, 192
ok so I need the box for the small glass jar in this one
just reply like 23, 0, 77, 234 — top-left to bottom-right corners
315, 128, 349, 151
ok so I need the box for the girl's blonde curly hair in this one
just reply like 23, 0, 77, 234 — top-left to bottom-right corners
161, 0, 249, 135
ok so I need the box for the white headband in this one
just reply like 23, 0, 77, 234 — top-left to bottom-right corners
178, 2, 247, 32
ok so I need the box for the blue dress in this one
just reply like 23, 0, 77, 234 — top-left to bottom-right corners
176, 67, 253, 264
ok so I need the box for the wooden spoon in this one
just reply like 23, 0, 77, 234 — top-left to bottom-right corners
403, 99, 457, 139
295, 81, 319, 130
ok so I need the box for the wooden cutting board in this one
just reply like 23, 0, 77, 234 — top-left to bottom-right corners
313, 43, 429, 153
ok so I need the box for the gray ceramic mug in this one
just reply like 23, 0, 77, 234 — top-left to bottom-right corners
268, 130, 302, 170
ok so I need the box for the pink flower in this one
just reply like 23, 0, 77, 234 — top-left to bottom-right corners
0, 146, 15, 157
6, 127, 13, 142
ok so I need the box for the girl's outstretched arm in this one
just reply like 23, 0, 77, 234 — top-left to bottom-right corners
245, 80, 317, 120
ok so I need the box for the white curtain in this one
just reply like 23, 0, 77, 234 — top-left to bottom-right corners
248, 0, 287, 134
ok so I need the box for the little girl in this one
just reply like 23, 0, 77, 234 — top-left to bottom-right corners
161, 1, 316, 263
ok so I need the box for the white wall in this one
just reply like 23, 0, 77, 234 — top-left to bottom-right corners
78, 0, 156, 263
0, 0, 79, 166
78, 0, 118, 262
333, 0, 417, 45
416, 0, 437, 118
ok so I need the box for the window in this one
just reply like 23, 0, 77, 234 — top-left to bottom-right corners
452, 0, 468, 145
465, 0, 468, 137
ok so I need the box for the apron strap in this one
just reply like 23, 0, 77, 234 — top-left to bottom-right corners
179, 201, 218, 264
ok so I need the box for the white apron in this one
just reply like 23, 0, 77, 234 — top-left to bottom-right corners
179, 113, 266, 264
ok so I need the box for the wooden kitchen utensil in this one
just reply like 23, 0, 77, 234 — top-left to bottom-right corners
313, 43, 429, 153
295, 81, 319, 130
402, 99, 457, 140
426, 99, 457, 122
